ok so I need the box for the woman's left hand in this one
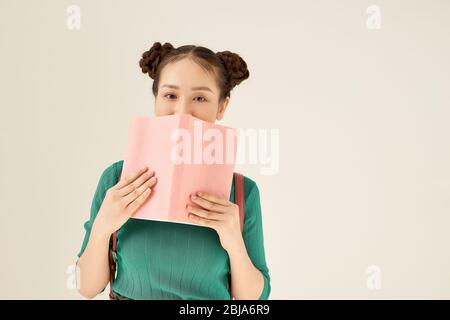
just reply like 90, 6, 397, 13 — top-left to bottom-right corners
186, 191, 243, 253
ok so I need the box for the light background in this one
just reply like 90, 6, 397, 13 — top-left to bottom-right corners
0, 0, 449, 299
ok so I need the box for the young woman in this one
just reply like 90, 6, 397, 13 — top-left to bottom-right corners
76, 42, 271, 300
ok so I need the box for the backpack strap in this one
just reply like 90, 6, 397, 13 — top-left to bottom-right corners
227, 172, 245, 298
109, 172, 121, 300
234, 172, 245, 233
108, 232, 117, 299
109, 171, 246, 300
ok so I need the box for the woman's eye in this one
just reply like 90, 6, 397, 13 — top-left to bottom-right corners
164, 94, 176, 100
194, 96, 207, 102
163, 94, 207, 102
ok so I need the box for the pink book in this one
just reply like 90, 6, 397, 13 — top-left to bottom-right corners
121, 114, 239, 226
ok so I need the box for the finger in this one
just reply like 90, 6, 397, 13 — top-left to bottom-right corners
188, 212, 217, 229
114, 166, 149, 190
190, 194, 228, 213
195, 192, 230, 206
122, 175, 157, 206
186, 205, 225, 221
125, 186, 152, 215
117, 169, 155, 197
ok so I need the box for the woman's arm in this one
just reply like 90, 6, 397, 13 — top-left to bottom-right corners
228, 239, 266, 300
75, 163, 156, 299
76, 222, 111, 299
187, 178, 271, 300
229, 180, 271, 300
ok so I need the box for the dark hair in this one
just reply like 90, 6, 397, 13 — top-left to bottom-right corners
139, 42, 250, 103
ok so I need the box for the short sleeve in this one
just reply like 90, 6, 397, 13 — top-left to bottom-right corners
242, 178, 271, 300
76, 162, 119, 259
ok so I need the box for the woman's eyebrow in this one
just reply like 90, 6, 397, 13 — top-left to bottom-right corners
161, 84, 213, 92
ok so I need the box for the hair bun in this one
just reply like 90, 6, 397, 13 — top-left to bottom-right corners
216, 51, 250, 90
139, 42, 174, 79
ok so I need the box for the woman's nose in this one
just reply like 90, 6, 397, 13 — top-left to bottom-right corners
174, 103, 192, 116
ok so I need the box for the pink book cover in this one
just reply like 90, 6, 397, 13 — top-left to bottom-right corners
120, 114, 239, 226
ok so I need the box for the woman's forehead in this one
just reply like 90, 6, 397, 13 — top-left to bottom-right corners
159, 59, 219, 92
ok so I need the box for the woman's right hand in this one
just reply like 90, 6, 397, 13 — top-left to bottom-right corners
92, 166, 157, 236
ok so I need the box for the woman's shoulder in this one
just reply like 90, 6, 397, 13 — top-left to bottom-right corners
238, 174, 263, 221
242, 174, 258, 190
239, 173, 260, 202
112, 159, 124, 176
98, 160, 124, 186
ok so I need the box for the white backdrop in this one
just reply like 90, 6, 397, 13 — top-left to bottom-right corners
0, 0, 449, 299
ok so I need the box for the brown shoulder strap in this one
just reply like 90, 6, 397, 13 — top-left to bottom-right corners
228, 172, 245, 299
109, 172, 121, 300
108, 236, 117, 299
234, 172, 245, 232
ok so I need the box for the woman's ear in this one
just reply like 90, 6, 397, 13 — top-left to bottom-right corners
216, 96, 230, 120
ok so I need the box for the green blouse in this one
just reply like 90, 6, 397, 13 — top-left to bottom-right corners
77, 160, 271, 300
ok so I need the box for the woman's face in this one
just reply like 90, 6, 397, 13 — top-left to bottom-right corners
154, 58, 229, 123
